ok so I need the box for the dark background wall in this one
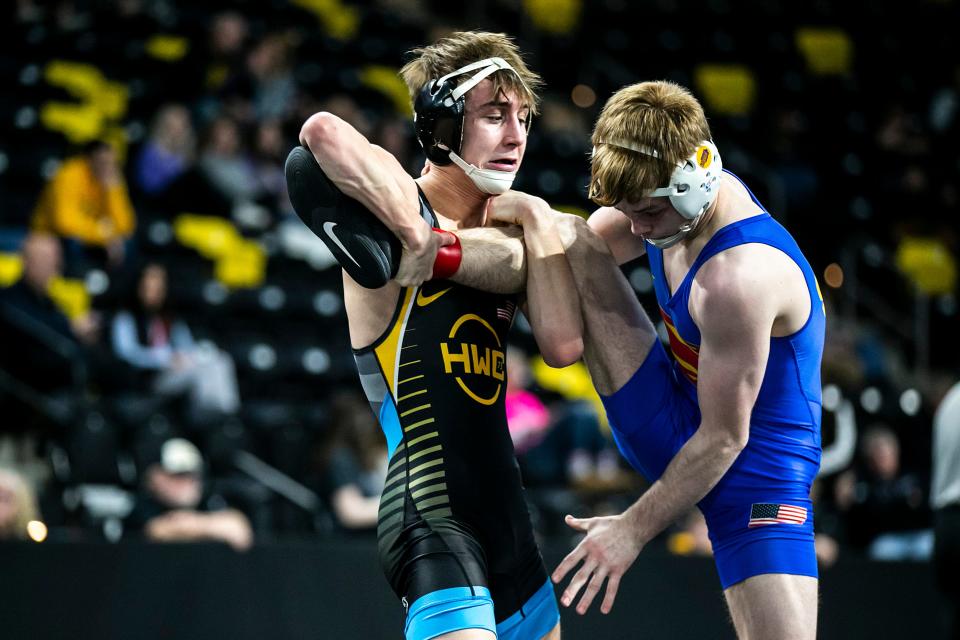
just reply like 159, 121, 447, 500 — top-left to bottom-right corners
0, 540, 948, 639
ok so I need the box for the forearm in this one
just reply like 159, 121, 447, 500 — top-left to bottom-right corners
624, 427, 744, 544
196, 510, 253, 550
151, 510, 253, 550
300, 112, 428, 251
450, 226, 527, 294
522, 211, 583, 367
332, 485, 380, 529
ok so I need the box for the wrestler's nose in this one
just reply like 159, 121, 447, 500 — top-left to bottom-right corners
629, 218, 649, 238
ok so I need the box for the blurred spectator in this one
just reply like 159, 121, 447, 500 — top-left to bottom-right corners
125, 437, 252, 551
134, 104, 196, 198
191, 11, 249, 119
251, 119, 293, 218
505, 347, 617, 487
198, 116, 269, 230
0, 467, 40, 541
31, 141, 136, 272
246, 32, 298, 122
199, 116, 256, 202
932, 379, 960, 637
810, 479, 842, 569
315, 392, 387, 531
0, 234, 98, 408
835, 424, 932, 560
111, 262, 239, 418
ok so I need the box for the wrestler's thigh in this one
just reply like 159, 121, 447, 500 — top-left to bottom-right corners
724, 573, 818, 640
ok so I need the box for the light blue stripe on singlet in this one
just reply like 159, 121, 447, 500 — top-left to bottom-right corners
379, 391, 403, 458
496, 578, 560, 640
404, 586, 495, 640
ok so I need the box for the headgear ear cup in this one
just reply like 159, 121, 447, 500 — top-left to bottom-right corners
414, 78, 464, 166
662, 141, 722, 220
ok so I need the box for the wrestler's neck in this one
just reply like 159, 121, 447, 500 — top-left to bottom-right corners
416, 164, 490, 230
678, 174, 760, 251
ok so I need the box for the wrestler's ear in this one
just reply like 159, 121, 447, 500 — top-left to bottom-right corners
421, 160, 433, 177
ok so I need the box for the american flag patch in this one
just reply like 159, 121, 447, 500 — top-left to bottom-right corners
497, 300, 517, 323
747, 503, 807, 528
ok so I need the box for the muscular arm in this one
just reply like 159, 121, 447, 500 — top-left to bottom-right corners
447, 194, 584, 365
587, 206, 646, 265
623, 253, 772, 544
299, 112, 438, 269
451, 225, 527, 293
508, 197, 584, 366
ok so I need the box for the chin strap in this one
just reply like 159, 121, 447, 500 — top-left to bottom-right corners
448, 151, 516, 195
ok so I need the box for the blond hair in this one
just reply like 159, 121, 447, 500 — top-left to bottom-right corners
0, 468, 39, 539
589, 81, 712, 206
400, 31, 543, 115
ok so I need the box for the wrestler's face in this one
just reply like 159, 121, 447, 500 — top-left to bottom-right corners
459, 79, 530, 174
616, 197, 686, 242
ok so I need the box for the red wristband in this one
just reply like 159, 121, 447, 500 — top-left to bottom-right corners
431, 228, 462, 279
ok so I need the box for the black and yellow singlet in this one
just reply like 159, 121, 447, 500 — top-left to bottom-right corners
353, 193, 547, 622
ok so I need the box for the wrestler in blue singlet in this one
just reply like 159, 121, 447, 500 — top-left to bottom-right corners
601, 171, 825, 588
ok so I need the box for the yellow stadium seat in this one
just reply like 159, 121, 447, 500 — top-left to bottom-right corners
896, 236, 957, 296
215, 239, 267, 289
40, 103, 102, 144
530, 356, 608, 428
174, 214, 267, 289
48, 277, 90, 320
0, 253, 23, 287
174, 214, 239, 259
145, 35, 190, 62
795, 28, 853, 76
41, 60, 129, 144
694, 64, 757, 116
360, 65, 412, 117
523, 0, 582, 35
290, 0, 359, 40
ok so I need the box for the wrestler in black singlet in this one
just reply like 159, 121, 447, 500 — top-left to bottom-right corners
353, 191, 547, 622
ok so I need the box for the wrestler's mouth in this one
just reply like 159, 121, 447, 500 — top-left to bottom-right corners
486, 158, 518, 172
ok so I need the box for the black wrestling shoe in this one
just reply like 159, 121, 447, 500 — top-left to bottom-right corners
285, 145, 401, 289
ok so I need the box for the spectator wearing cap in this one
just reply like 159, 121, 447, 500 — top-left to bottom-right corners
125, 438, 252, 551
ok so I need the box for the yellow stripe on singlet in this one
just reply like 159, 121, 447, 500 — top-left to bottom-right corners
409, 445, 442, 462
409, 470, 445, 489
404, 417, 435, 432
397, 389, 427, 402
401, 404, 431, 417
373, 288, 416, 398
407, 431, 438, 447
410, 483, 447, 499
408, 460, 444, 477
